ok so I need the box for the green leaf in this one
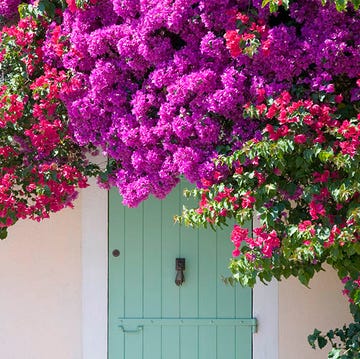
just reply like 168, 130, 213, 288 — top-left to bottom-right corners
18, 3, 28, 18
269, 2, 278, 12
318, 150, 333, 162
303, 149, 314, 162
298, 269, 311, 286
308, 328, 321, 348
352, 0, 360, 9
335, 0, 347, 11
0, 228, 8, 240
38, 0, 56, 17
282, 0, 290, 9
328, 348, 342, 359
317, 335, 327, 349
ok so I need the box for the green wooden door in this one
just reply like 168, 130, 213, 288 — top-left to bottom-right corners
108, 183, 254, 359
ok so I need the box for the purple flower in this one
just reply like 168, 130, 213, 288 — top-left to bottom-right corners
46, 0, 360, 206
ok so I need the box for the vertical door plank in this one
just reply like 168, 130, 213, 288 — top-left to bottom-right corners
124, 332, 143, 359
198, 228, 217, 318
217, 327, 236, 359
236, 283, 252, 324
179, 225, 199, 317
180, 326, 198, 359
179, 181, 199, 318
161, 186, 180, 318
162, 327, 180, 359
199, 326, 216, 359
124, 204, 144, 317
236, 284, 252, 318
108, 327, 125, 359
143, 327, 161, 359
216, 229, 236, 318
143, 198, 162, 318
236, 327, 252, 359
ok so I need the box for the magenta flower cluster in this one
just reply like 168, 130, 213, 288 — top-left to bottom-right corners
41, 0, 360, 206
0, 0, 20, 18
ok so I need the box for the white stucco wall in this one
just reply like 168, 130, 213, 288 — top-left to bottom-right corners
0, 198, 82, 359
279, 267, 353, 359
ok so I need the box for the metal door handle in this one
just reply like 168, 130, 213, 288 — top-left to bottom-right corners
119, 325, 143, 333
175, 258, 185, 286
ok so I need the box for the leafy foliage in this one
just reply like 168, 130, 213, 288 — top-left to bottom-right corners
308, 303, 360, 358
263, 0, 360, 12
179, 90, 360, 357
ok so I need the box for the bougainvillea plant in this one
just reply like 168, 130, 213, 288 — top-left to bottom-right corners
0, 0, 360, 357
0, 1, 99, 239
177, 1, 360, 357
180, 89, 360, 357
48, 0, 360, 210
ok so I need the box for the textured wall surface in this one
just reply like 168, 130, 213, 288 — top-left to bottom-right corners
0, 198, 82, 359
279, 266, 353, 359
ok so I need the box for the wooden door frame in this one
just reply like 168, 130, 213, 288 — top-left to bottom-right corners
81, 181, 279, 359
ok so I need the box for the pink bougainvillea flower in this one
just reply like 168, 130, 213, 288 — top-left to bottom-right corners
241, 191, 256, 209
294, 134, 307, 144
313, 170, 330, 183
231, 225, 249, 248
309, 200, 326, 220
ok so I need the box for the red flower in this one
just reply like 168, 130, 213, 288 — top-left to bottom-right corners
294, 134, 307, 144
313, 170, 330, 183
231, 225, 249, 249
241, 191, 256, 208
224, 30, 242, 57
66, 0, 77, 12
309, 200, 326, 220
236, 13, 249, 24
254, 171, 266, 185
201, 178, 213, 188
